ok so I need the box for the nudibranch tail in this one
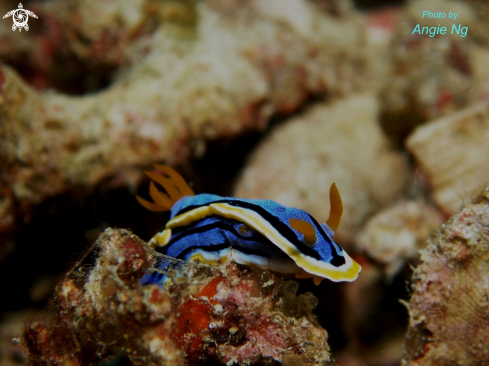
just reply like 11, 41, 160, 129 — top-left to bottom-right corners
325, 183, 343, 232
313, 276, 324, 286
136, 165, 195, 212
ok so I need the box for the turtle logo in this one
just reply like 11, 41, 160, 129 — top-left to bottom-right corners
3, 3, 38, 32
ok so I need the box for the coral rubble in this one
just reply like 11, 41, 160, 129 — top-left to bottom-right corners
0, 0, 369, 244
22, 228, 183, 366
22, 228, 332, 365
402, 184, 489, 366
356, 200, 443, 279
378, 0, 489, 144
234, 94, 409, 246
406, 101, 489, 214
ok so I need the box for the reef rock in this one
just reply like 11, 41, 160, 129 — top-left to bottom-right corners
22, 228, 183, 366
356, 200, 444, 279
378, 0, 489, 144
22, 228, 332, 366
402, 184, 489, 366
234, 94, 410, 245
406, 101, 489, 214
0, 0, 369, 246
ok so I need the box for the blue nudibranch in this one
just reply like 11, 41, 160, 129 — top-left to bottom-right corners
137, 165, 361, 285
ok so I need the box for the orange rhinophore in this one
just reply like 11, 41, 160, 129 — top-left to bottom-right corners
326, 183, 343, 233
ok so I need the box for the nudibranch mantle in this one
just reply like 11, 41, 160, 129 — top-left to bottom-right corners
138, 165, 361, 284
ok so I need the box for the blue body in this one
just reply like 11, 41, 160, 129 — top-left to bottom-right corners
141, 194, 347, 286
169, 194, 344, 260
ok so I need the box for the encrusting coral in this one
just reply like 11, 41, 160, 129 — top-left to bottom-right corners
21, 228, 332, 365
402, 184, 489, 366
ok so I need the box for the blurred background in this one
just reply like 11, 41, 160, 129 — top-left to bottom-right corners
1, 0, 488, 365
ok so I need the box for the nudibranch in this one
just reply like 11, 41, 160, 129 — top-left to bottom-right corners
137, 165, 361, 285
